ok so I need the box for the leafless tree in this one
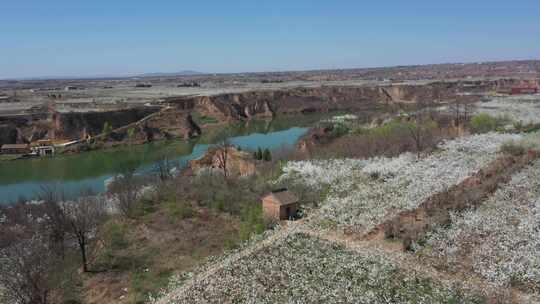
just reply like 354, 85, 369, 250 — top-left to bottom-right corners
39, 185, 68, 259
63, 191, 106, 272
215, 139, 231, 179
405, 112, 437, 158
449, 98, 465, 129
448, 98, 472, 131
0, 233, 53, 304
109, 170, 139, 218
153, 156, 176, 182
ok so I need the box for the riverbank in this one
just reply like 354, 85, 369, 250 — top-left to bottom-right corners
0, 113, 344, 204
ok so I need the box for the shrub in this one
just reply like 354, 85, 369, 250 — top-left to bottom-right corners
96, 220, 144, 271
512, 120, 524, 132
131, 268, 172, 303
314, 118, 442, 159
238, 204, 265, 240
192, 112, 219, 125
127, 127, 136, 143
470, 113, 498, 134
262, 148, 272, 161
330, 123, 350, 137
102, 220, 129, 250
102, 121, 113, 136
254, 147, 263, 160
525, 123, 540, 133
165, 199, 194, 220
133, 196, 157, 217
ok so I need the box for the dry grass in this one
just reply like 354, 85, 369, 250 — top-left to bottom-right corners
82, 207, 240, 304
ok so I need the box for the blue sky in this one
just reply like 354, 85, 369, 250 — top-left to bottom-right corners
1, 0, 539, 79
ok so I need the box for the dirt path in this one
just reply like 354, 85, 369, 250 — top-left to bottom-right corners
155, 219, 539, 304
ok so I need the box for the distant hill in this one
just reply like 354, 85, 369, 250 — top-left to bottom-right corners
2, 71, 205, 81
137, 71, 204, 77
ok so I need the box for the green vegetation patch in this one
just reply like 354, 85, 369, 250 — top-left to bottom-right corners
192, 112, 219, 125
165, 199, 194, 220
131, 268, 173, 304
470, 113, 504, 134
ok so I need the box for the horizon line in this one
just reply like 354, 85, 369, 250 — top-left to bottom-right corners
2, 57, 539, 82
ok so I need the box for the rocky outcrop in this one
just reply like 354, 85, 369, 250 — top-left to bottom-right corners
133, 108, 201, 141
189, 146, 257, 177
296, 126, 335, 153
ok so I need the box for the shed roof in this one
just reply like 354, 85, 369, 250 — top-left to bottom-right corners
263, 189, 298, 206
1, 144, 29, 150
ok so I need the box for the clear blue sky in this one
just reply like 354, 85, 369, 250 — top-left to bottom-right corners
1, 0, 539, 79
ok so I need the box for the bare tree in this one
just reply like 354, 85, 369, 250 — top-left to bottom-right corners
109, 170, 139, 218
63, 191, 106, 272
405, 114, 437, 158
448, 98, 472, 133
400, 101, 437, 158
0, 233, 53, 304
215, 139, 231, 179
39, 185, 68, 259
153, 156, 176, 182
448, 98, 465, 130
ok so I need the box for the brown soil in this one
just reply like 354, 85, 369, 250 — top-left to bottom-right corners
369, 150, 540, 250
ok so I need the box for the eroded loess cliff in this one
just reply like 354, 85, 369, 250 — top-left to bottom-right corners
168, 81, 504, 123
0, 114, 50, 146
1, 79, 529, 148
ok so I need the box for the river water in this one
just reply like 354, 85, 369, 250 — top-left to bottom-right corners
0, 114, 330, 205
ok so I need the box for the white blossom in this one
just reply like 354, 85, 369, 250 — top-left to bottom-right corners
156, 233, 480, 304
419, 159, 540, 292
475, 95, 540, 125
279, 133, 521, 232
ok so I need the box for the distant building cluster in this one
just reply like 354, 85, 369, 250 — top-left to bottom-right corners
1, 139, 55, 157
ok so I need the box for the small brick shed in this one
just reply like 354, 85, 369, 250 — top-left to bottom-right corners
262, 189, 299, 221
